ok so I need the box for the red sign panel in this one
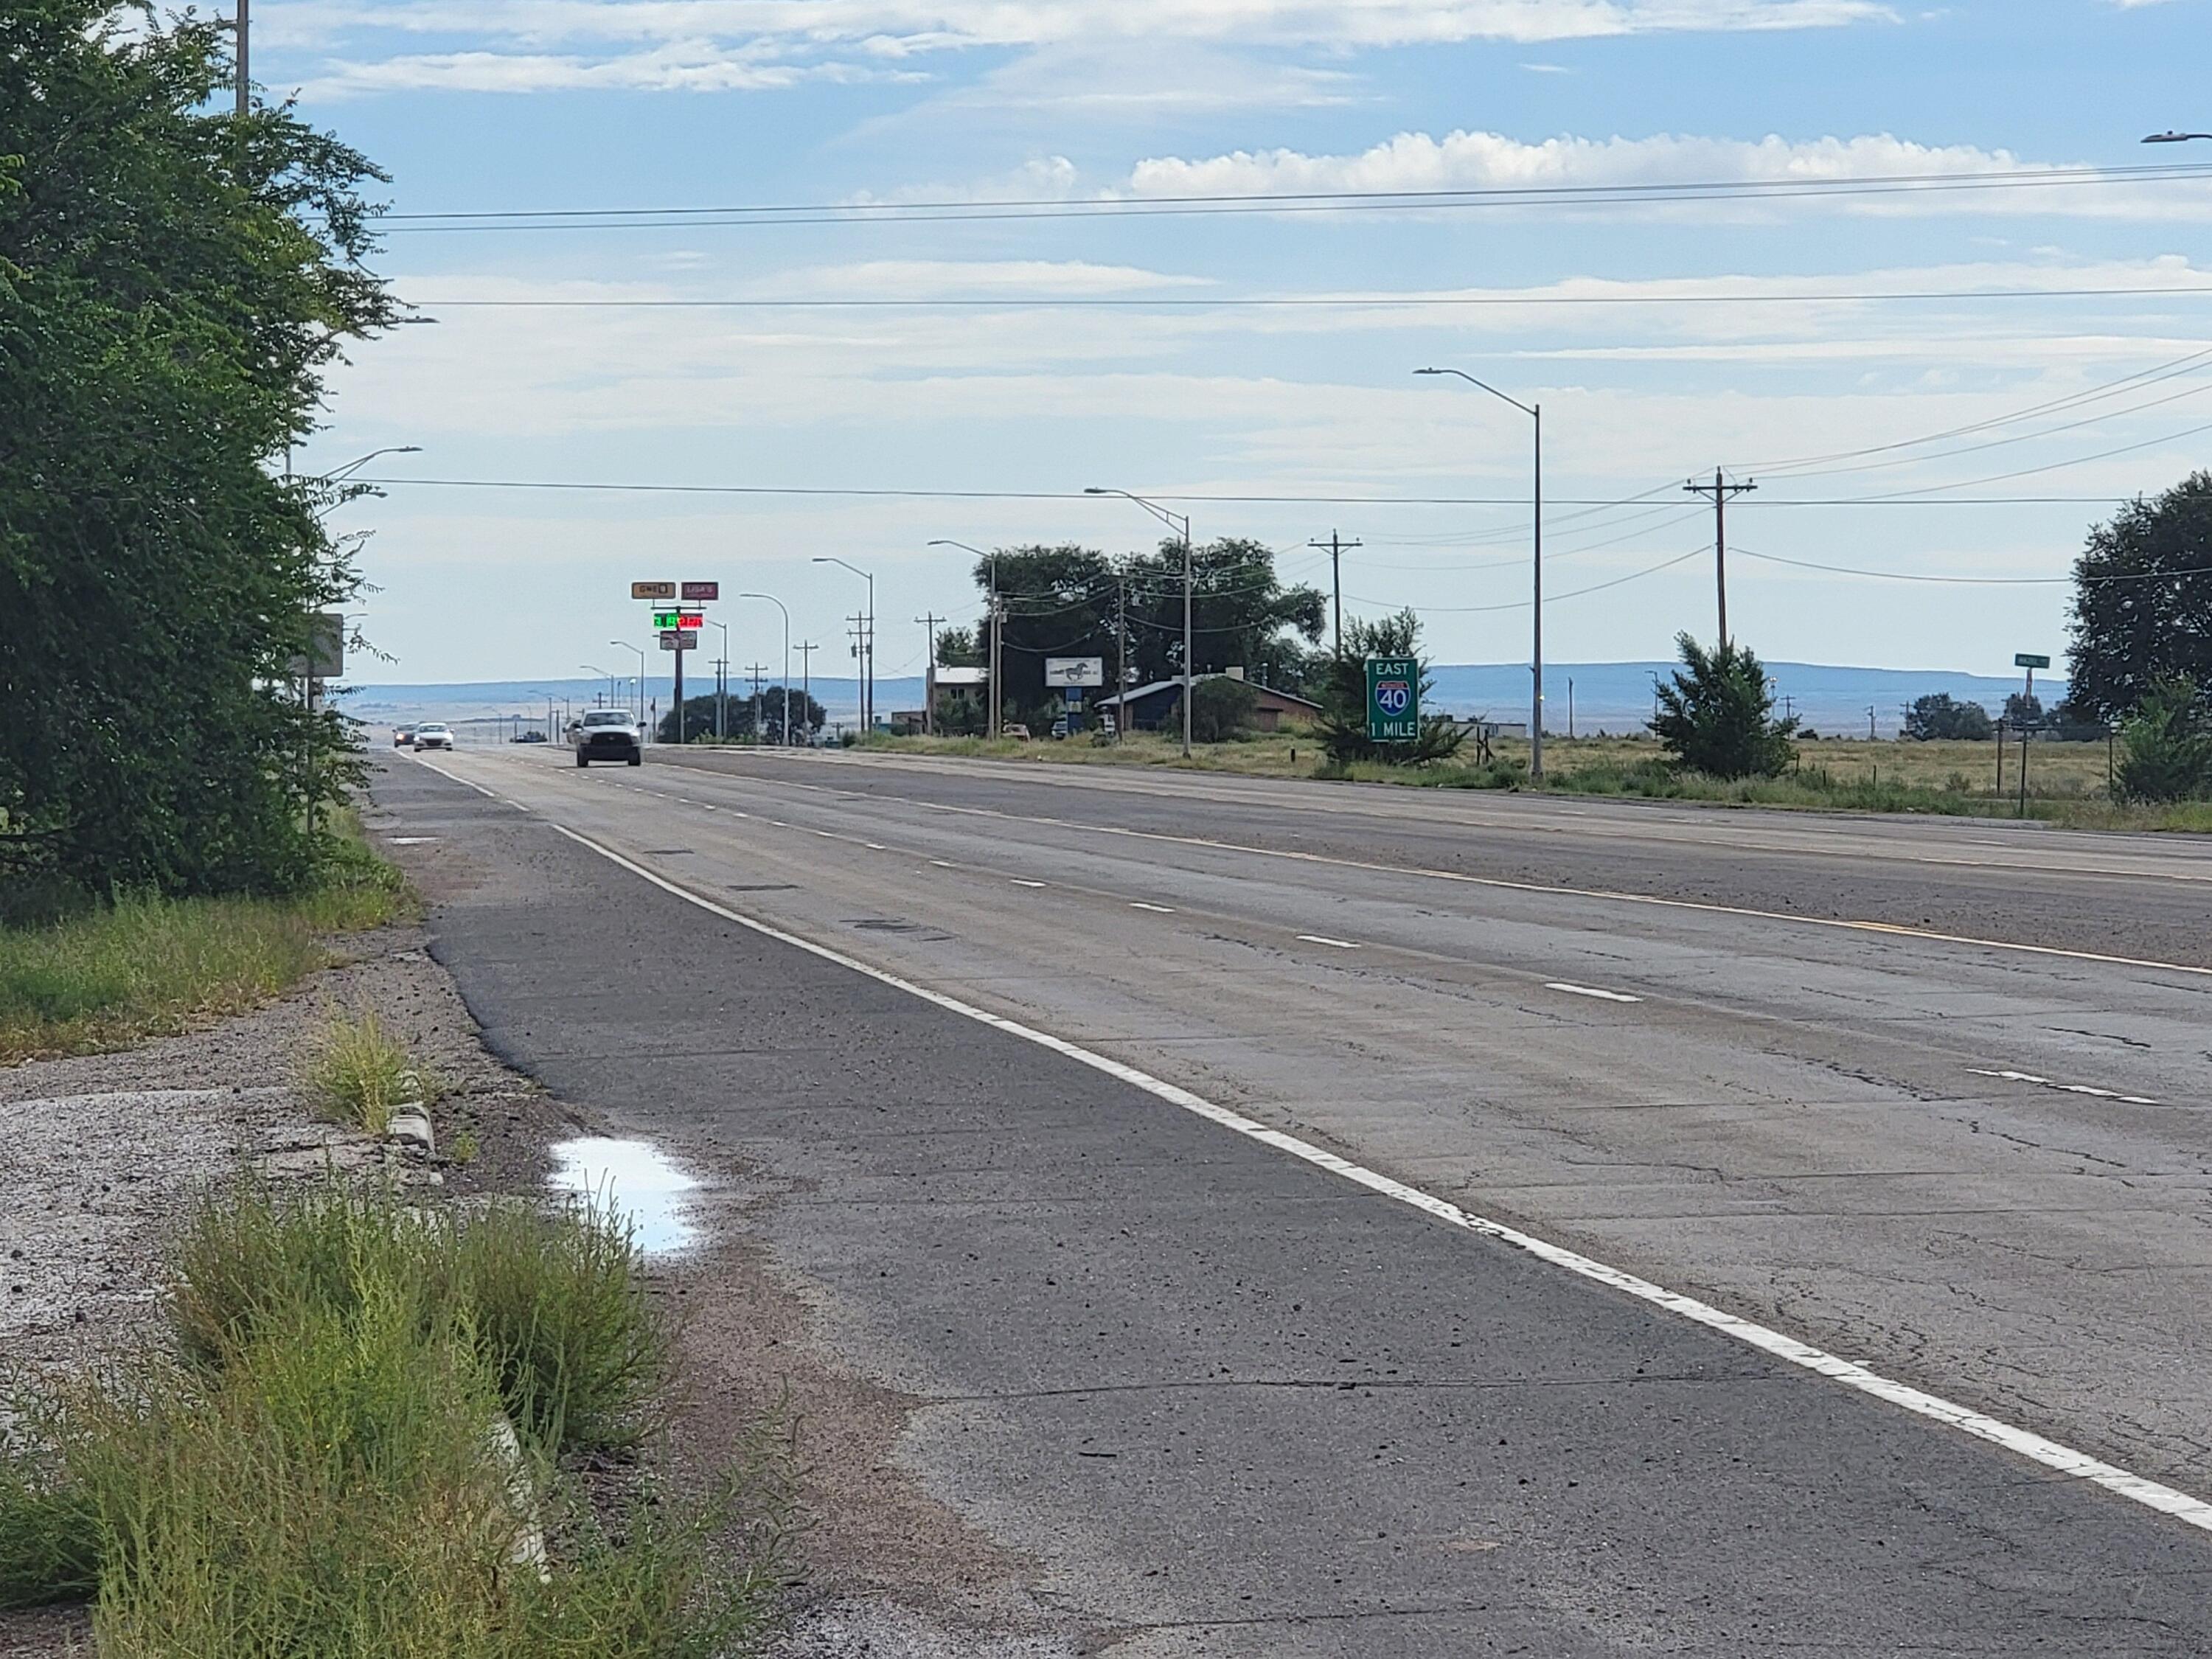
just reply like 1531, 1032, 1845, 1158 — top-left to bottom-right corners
681, 580, 719, 602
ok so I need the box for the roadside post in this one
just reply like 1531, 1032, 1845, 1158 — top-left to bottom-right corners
2014, 652, 2050, 818
633, 580, 716, 743
1366, 656, 1420, 746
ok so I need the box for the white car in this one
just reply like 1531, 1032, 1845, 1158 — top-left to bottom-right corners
413, 723, 453, 751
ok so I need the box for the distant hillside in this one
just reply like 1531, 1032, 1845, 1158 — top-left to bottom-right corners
343, 661, 2059, 739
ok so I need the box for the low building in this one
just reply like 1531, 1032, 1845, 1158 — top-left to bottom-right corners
1096, 671, 1326, 734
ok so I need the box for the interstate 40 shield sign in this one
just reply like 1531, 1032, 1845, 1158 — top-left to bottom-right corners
1365, 657, 1420, 742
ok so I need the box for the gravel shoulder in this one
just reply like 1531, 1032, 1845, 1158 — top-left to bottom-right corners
2, 771, 1078, 1656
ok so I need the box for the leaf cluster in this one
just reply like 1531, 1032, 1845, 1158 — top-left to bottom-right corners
0, 2, 394, 897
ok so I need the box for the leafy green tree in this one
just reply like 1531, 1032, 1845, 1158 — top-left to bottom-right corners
1189, 677, 1259, 742
658, 688, 823, 743
1904, 694, 1994, 742
975, 540, 1324, 712
1316, 611, 1466, 765
2114, 676, 2212, 802
1650, 635, 1798, 778
2003, 691, 2044, 728
2067, 473, 2212, 723
0, 2, 393, 897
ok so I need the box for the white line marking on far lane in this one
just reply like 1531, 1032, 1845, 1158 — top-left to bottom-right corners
1130, 902, 1178, 914
1298, 933, 1360, 950
1967, 1068, 2160, 1107
1011, 879, 1048, 888
1546, 982, 1644, 1004
529, 813, 2212, 1544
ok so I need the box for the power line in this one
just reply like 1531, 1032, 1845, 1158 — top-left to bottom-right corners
1347, 545, 1711, 613
405, 282, 2212, 310
1745, 344, 2212, 475
1733, 546, 2212, 585
355, 476, 2143, 508
375, 161, 2212, 234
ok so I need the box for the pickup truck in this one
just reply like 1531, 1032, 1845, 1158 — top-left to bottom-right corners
573, 709, 644, 767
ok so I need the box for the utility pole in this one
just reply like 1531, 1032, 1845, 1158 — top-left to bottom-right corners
747, 663, 768, 742
1567, 678, 1575, 740
234, 0, 248, 116
1116, 563, 1129, 743
916, 612, 944, 735
1867, 704, 1878, 741
846, 614, 868, 731
1309, 531, 1362, 658
1684, 469, 1756, 648
802, 642, 819, 740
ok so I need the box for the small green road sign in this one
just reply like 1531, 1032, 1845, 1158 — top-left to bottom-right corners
1366, 656, 1421, 742
2014, 652, 2052, 670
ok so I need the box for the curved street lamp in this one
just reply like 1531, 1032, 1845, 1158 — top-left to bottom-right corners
1085, 489, 1194, 757
737, 593, 792, 742
812, 557, 875, 731
1416, 366, 1544, 782
2143, 131, 2212, 144
928, 539, 1001, 739
610, 639, 647, 729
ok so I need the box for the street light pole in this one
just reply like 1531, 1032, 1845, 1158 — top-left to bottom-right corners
611, 640, 647, 731
581, 664, 613, 712
738, 594, 791, 742
2143, 131, 2212, 143
1416, 368, 1544, 782
1086, 489, 1194, 758
927, 539, 1000, 739
812, 558, 874, 732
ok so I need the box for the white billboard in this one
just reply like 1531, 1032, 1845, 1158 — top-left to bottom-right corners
1044, 657, 1105, 688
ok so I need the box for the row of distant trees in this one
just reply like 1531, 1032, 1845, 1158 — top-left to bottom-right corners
932, 474, 2212, 801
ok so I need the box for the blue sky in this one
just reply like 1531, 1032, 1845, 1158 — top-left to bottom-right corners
263, 0, 2212, 687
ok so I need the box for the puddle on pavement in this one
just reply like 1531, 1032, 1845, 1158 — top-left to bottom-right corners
547, 1137, 701, 1256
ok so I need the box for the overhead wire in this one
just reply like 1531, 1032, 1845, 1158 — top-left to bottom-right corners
374, 161, 2212, 234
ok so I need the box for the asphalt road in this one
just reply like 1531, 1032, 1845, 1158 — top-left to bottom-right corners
378, 745, 2212, 1652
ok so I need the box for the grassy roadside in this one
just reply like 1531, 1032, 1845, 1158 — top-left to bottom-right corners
858, 731, 2212, 832
0, 1180, 786, 1652
0, 810, 412, 1065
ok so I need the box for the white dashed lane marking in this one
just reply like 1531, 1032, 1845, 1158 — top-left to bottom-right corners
1298, 934, 1361, 950
1968, 1068, 2160, 1107
1012, 879, 1048, 888
1546, 982, 1644, 1004
1130, 902, 1178, 914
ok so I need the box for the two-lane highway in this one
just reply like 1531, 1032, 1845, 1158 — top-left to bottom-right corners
386, 742, 2212, 1650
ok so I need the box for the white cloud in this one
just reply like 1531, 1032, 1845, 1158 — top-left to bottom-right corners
266, 0, 1896, 93
299, 40, 919, 95
1119, 128, 2212, 220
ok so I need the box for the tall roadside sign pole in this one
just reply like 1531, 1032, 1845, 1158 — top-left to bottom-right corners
235, 0, 248, 114
1686, 470, 1756, 649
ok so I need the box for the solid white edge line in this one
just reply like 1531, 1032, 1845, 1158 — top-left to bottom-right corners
517, 809, 2212, 1539
1546, 981, 1644, 1004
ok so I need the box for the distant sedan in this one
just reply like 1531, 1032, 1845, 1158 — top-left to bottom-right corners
394, 726, 416, 748
412, 723, 453, 751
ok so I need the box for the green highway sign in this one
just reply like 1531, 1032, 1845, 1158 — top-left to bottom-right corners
2014, 652, 2052, 670
1365, 656, 1421, 742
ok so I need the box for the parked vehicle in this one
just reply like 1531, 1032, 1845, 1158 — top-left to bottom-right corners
412, 723, 453, 751
573, 709, 643, 767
